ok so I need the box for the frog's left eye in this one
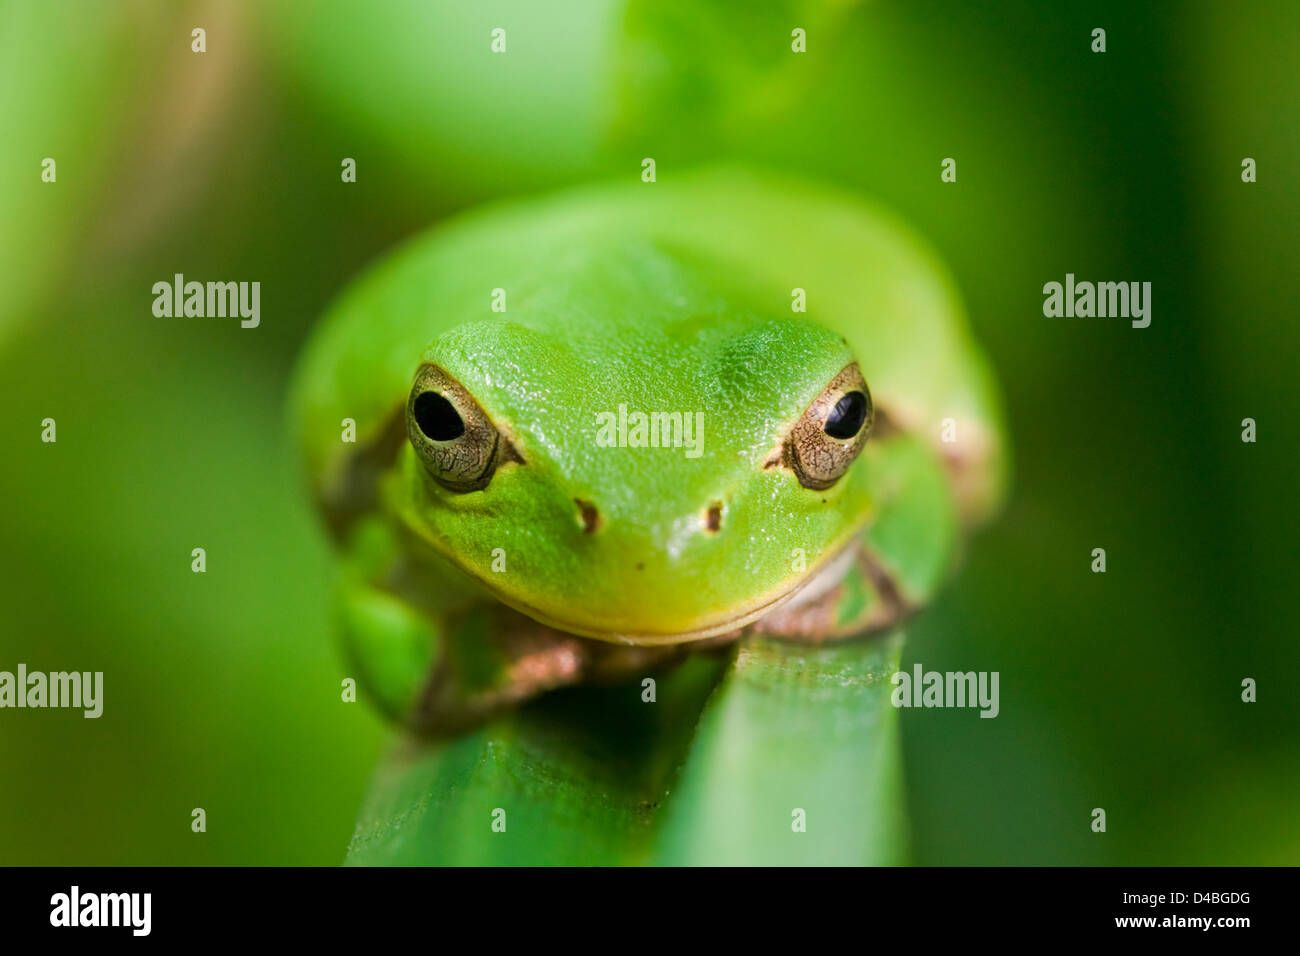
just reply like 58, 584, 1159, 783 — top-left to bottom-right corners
782, 362, 873, 490
406, 364, 517, 492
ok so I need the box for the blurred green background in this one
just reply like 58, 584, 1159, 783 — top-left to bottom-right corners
1, 0, 1295, 864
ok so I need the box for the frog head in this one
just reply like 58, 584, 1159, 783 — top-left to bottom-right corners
395, 297, 877, 645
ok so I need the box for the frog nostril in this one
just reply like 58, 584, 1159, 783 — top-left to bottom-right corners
704, 502, 723, 533
575, 498, 601, 535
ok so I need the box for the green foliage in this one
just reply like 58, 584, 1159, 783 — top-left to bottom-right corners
348, 636, 903, 865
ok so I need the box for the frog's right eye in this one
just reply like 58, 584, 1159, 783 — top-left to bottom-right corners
406, 364, 515, 492
782, 362, 873, 490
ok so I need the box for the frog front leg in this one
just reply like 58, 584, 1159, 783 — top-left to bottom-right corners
340, 591, 690, 735
336, 576, 441, 722
414, 603, 691, 734
334, 515, 444, 723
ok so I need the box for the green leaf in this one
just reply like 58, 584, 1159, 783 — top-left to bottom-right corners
347, 633, 905, 865
345, 655, 726, 865
649, 633, 907, 865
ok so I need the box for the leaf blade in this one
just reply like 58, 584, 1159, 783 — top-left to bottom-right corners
649, 634, 907, 865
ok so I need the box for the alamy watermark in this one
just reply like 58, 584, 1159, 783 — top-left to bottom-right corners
152, 273, 260, 328
891, 664, 999, 718
594, 405, 704, 458
0, 664, 103, 718
1042, 273, 1151, 328
50, 886, 150, 936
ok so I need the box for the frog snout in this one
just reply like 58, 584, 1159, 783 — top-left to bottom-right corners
570, 496, 725, 541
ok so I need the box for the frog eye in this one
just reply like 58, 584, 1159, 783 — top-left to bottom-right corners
783, 362, 873, 490
406, 364, 517, 492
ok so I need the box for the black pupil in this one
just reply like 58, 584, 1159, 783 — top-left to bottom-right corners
413, 391, 465, 441
825, 391, 867, 440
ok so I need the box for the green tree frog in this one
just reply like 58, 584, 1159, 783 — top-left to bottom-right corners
290, 166, 1007, 733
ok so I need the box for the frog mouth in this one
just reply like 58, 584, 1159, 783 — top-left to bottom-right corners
483, 538, 865, 646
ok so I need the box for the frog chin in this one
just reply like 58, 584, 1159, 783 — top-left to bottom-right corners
484, 540, 861, 647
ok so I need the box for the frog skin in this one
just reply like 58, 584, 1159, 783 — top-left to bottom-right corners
290, 166, 1007, 734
